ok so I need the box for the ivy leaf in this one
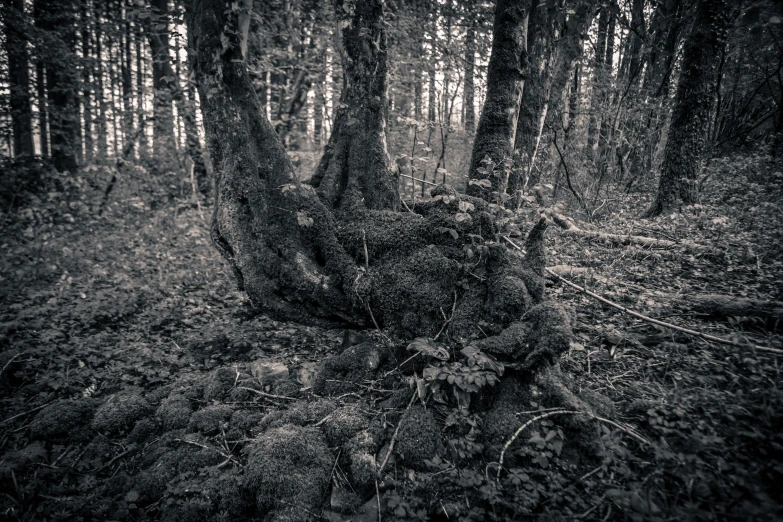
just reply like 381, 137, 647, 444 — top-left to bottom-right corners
461, 345, 504, 376
458, 201, 475, 213
455, 212, 472, 223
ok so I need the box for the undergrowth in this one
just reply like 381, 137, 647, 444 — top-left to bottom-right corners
0, 155, 781, 521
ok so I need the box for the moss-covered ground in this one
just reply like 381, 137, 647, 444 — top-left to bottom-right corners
0, 160, 782, 521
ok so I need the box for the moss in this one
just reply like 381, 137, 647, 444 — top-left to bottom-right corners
395, 406, 442, 470
127, 418, 160, 444
92, 392, 152, 434
187, 404, 234, 435
312, 343, 388, 395
258, 399, 337, 431
156, 393, 193, 431
230, 409, 265, 431
29, 398, 96, 441
203, 366, 237, 401
345, 421, 386, 492
245, 424, 333, 521
321, 405, 370, 447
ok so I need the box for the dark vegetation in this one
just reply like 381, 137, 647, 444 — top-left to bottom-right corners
1, 0, 783, 521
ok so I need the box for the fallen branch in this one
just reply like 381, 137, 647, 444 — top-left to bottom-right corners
545, 267, 783, 356
236, 386, 297, 401
497, 410, 650, 481
377, 388, 418, 477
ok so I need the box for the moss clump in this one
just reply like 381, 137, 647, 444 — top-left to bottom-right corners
29, 398, 96, 441
92, 392, 152, 434
321, 405, 370, 447
230, 409, 265, 431
258, 399, 337, 432
187, 404, 234, 435
345, 421, 386, 492
203, 367, 237, 401
312, 343, 388, 396
127, 418, 160, 444
395, 406, 442, 470
156, 393, 193, 431
245, 424, 333, 521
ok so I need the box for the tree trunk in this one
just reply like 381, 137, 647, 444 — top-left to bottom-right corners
135, 19, 148, 159
510, 0, 559, 194
36, 62, 48, 158
81, 0, 93, 163
2, 0, 35, 157
94, 1, 107, 162
466, 0, 533, 199
644, 0, 729, 217
464, 16, 476, 133
146, 0, 177, 172
36, 0, 80, 172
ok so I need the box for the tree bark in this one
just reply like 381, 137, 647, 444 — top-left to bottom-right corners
81, 0, 93, 162
36, 0, 80, 172
466, 0, 533, 199
464, 15, 476, 133
645, 0, 729, 217
146, 0, 177, 172
510, 0, 559, 194
2, 0, 35, 157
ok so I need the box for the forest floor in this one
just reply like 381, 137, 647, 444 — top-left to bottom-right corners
1, 159, 782, 521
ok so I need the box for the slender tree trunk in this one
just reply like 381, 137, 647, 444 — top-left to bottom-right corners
3, 0, 35, 157
511, 0, 559, 194
135, 20, 147, 158
464, 16, 476, 133
81, 0, 93, 162
121, 7, 134, 146
146, 0, 177, 172
586, 6, 608, 151
467, 0, 533, 198
94, 2, 107, 161
37, 0, 79, 172
644, 0, 729, 217
36, 62, 48, 157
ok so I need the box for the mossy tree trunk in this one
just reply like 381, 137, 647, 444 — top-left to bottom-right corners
187, 0, 578, 395
644, 0, 729, 218
509, 0, 559, 196
466, 0, 533, 200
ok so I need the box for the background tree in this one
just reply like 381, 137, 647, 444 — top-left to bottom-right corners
1, 0, 34, 157
645, 0, 730, 217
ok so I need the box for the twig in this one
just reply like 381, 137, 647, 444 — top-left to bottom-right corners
383, 351, 421, 378
400, 173, 438, 187
173, 438, 238, 464
496, 410, 650, 481
362, 229, 369, 270
400, 197, 415, 214
0, 353, 20, 377
496, 410, 579, 481
0, 401, 53, 425
375, 479, 382, 522
236, 386, 297, 401
433, 291, 458, 341
545, 267, 783, 355
377, 388, 418, 476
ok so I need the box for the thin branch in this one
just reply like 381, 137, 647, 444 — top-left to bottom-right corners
377, 388, 418, 476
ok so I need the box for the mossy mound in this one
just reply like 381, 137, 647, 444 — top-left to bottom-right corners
29, 398, 96, 441
244, 424, 333, 521
394, 406, 442, 470
321, 404, 370, 447
312, 342, 388, 395
92, 392, 152, 434
203, 366, 238, 401
344, 421, 386, 493
156, 393, 193, 430
258, 398, 337, 431
126, 417, 160, 444
188, 404, 234, 435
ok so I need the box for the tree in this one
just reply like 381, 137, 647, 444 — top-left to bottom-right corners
645, 0, 730, 217
509, 0, 561, 195
186, 0, 578, 379
2, 0, 35, 157
466, 0, 533, 199
34, 0, 80, 172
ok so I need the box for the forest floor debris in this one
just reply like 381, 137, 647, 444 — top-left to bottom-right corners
0, 166, 782, 521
